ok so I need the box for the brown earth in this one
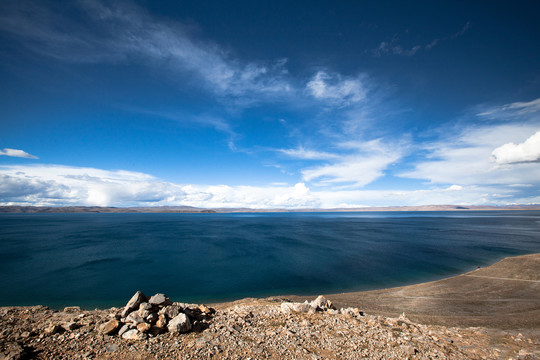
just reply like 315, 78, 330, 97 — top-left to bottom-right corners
297, 254, 540, 330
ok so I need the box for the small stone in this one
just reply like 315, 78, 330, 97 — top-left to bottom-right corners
158, 304, 182, 319
62, 322, 79, 331
122, 329, 145, 340
105, 343, 119, 352
63, 306, 82, 313
137, 322, 151, 333
168, 313, 192, 333
118, 324, 131, 337
99, 319, 119, 335
139, 302, 153, 311
126, 312, 144, 324
45, 324, 64, 335
402, 345, 417, 355
137, 309, 151, 318
156, 314, 167, 328
149, 293, 172, 306
199, 304, 213, 314
121, 291, 146, 318
146, 313, 158, 324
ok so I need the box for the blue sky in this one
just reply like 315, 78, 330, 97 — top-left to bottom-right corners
1, 0, 540, 208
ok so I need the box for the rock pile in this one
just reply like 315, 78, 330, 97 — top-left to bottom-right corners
1, 295, 538, 359
280, 295, 364, 317
98, 291, 215, 340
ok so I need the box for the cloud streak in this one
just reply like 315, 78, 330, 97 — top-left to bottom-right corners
278, 147, 340, 161
0, 0, 292, 103
372, 22, 471, 57
0, 148, 38, 159
301, 139, 403, 188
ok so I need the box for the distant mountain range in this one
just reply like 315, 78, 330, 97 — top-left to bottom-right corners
1, 205, 540, 213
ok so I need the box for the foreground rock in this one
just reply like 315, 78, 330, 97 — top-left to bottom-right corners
110, 291, 213, 340
0, 295, 538, 359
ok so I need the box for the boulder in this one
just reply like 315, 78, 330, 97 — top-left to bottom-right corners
99, 319, 119, 335
167, 313, 192, 333
121, 291, 146, 318
311, 295, 335, 310
280, 302, 312, 313
148, 293, 172, 306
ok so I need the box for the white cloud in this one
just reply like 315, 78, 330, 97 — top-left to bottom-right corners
401, 124, 540, 186
301, 139, 403, 188
278, 147, 340, 160
0, 165, 320, 208
0, 148, 38, 159
306, 71, 366, 107
491, 130, 540, 164
1, 164, 538, 208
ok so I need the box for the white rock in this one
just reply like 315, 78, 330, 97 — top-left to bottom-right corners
311, 295, 335, 310
121, 291, 146, 318
121, 329, 145, 340
149, 293, 172, 306
167, 313, 192, 333
280, 302, 312, 313
118, 324, 130, 336
125, 312, 144, 324
158, 304, 182, 319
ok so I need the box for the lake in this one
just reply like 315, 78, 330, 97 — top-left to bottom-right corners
0, 211, 539, 308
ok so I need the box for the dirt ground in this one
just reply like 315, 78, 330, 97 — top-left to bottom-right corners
288, 253, 540, 338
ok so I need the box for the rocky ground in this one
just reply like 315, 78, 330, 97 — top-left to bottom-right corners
1, 292, 539, 360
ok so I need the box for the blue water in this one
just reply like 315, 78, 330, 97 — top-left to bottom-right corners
0, 211, 539, 309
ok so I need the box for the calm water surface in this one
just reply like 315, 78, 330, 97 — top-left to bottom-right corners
0, 211, 539, 308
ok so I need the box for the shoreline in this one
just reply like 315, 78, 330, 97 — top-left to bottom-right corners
1, 253, 539, 359
2, 252, 538, 315
285, 253, 540, 332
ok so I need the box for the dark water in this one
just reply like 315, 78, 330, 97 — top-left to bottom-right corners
0, 211, 539, 308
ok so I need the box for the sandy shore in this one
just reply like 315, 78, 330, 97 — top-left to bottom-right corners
288, 253, 540, 334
